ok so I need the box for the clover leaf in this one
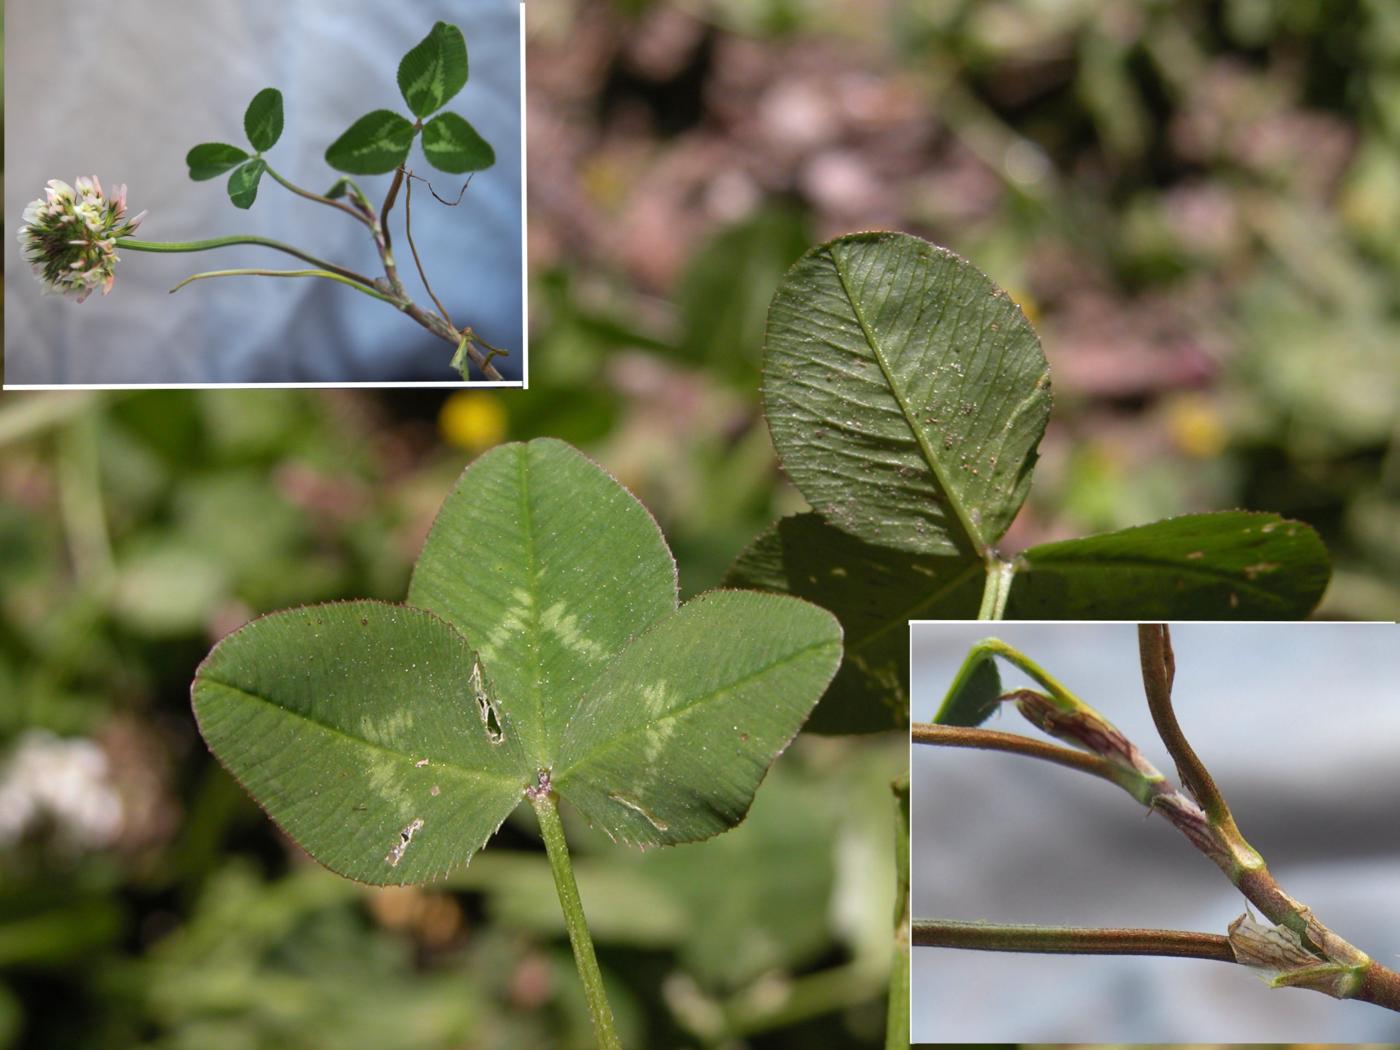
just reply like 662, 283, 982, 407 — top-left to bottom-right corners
192, 439, 842, 884
325, 22, 494, 177
187, 88, 282, 208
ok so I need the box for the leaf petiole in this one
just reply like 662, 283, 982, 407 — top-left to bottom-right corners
263, 163, 371, 226
118, 235, 379, 292
529, 784, 622, 1050
169, 267, 398, 305
403, 169, 453, 327
886, 773, 910, 1050
976, 556, 1016, 620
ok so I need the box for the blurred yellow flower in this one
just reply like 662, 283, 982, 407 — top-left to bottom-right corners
439, 392, 508, 452
1164, 393, 1228, 459
1004, 285, 1039, 325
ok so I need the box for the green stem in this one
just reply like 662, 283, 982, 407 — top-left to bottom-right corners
118, 235, 381, 292
934, 76, 1060, 204
0, 392, 106, 446
56, 414, 115, 588
886, 774, 910, 1050
721, 960, 888, 1036
976, 557, 1015, 620
913, 919, 1236, 962
168, 268, 399, 305
529, 787, 621, 1050
263, 164, 371, 226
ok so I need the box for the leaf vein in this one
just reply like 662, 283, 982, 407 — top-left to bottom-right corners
828, 244, 985, 555
198, 676, 522, 789
554, 637, 836, 780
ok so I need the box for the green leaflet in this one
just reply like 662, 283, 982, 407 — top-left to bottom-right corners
187, 90, 280, 188
243, 88, 284, 152
192, 439, 842, 885
933, 646, 1004, 727
725, 512, 981, 733
406, 439, 679, 765
192, 602, 525, 885
764, 232, 1051, 558
421, 112, 495, 174
227, 159, 267, 210
324, 110, 417, 175
728, 506, 1329, 729
186, 143, 249, 181
553, 590, 843, 847
398, 21, 469, 119
1006, 512, 1331, 618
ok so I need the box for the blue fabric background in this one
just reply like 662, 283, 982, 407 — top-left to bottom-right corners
5, 0, 523, 383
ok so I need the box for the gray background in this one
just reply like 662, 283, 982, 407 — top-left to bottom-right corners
911, 621, 1400, 1042
5, 0, 523, 384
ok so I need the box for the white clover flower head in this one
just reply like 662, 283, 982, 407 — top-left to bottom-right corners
0, 729, 123, 851
17, 175, 147, 303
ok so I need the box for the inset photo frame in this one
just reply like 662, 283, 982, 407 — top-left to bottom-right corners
911, 621, 1400, 1042
5, 1, 525, 387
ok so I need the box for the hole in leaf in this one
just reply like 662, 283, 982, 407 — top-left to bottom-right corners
470, 659, 504, 744
385, 817, 424, 868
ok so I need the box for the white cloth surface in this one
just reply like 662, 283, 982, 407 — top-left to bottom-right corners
911, 621, 1400, 1042
5, 0, 523, 383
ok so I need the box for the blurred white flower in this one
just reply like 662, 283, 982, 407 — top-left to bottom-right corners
0, 730, 123, 850
17, 176, 147, 303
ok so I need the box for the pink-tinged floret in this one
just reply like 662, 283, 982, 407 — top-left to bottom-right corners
17, 175, 145, 302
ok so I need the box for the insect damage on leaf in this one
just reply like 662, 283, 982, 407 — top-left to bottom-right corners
386, 817, 425, 868
470, 659, 504, 744
608, 792, 670, 832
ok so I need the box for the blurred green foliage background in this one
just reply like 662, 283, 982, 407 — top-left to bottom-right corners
4, 0, 1400, 1045
0, 391, 901, 1048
